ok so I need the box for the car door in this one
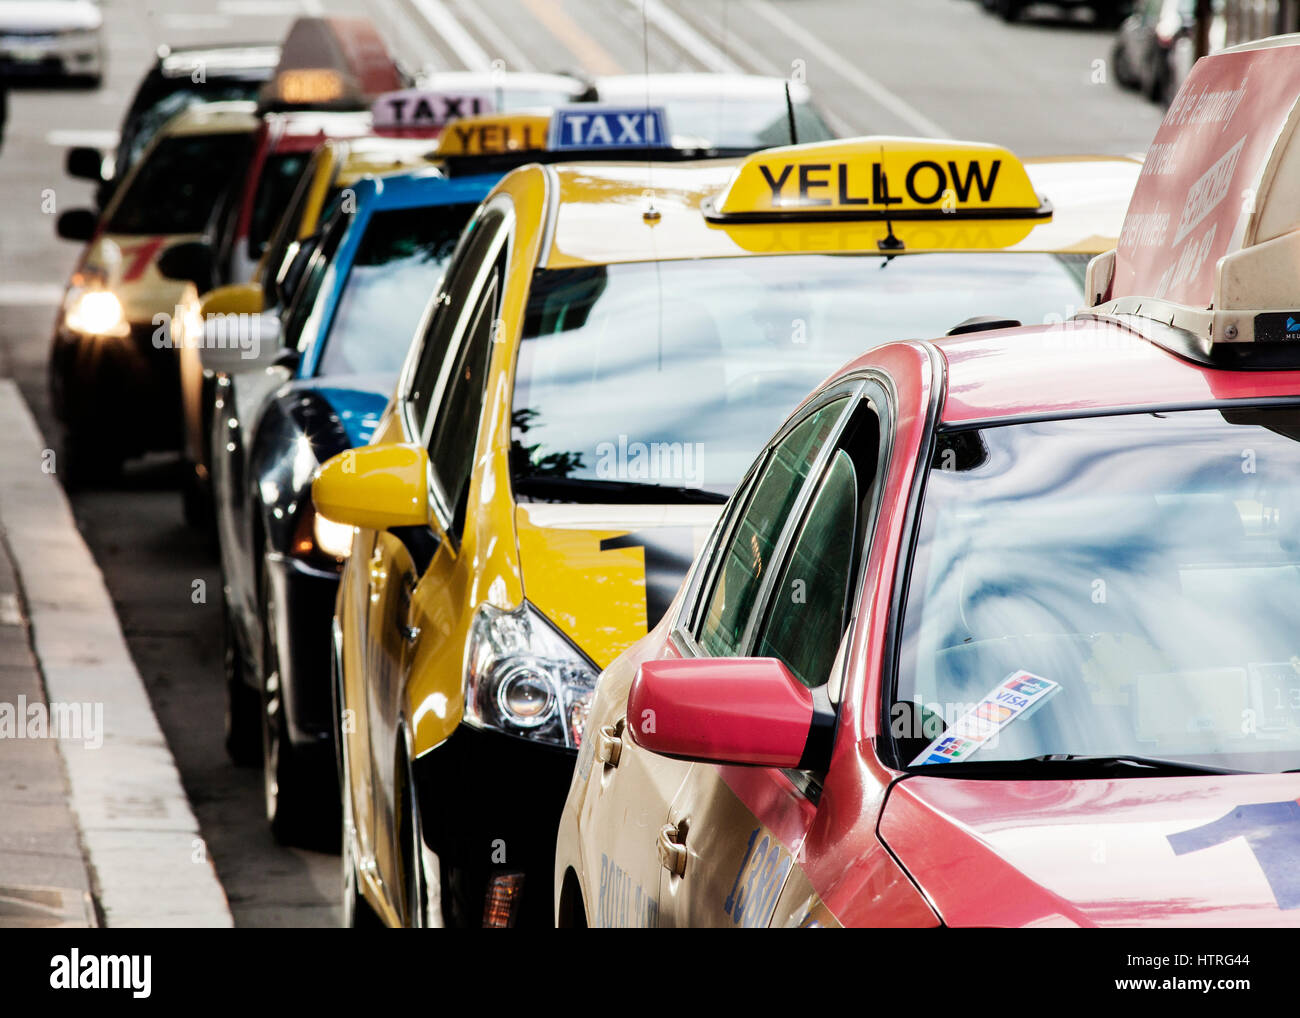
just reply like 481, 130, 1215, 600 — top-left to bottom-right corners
658, 381, 890, 927
362, 203, 511, 906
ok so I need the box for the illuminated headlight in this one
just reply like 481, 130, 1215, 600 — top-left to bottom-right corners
465, 602, 599, 749
312, 513, 354, 559
64, 289, 128, 338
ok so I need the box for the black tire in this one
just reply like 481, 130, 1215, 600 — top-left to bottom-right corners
223, 599, 261, 767
59, 426, 122, 491
396, 750, 430, 928
260, 562, 341, 849
339, 702, 383, 927
995, 0, 1023, 22
1147, 53, 1170, 104
1111, 40, 1139, 89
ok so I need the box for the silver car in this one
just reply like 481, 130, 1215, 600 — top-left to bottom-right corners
0, 0, 104, 86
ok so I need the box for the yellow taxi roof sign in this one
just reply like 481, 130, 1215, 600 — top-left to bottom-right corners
706, 137, 1051, 223
435, 111, 551, 157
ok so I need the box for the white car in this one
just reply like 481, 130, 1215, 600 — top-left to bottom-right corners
0, 0, 104, 86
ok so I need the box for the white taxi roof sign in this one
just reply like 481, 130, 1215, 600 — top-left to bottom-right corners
705, 137, 1051, 223
1085, 34, 1300, 361
373, 88, 496, 136
262, 16, 403, 111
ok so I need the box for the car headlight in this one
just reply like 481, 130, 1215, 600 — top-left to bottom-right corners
64, 288, 128, 338
312, 513, 354, 559
465, 601, 599, 750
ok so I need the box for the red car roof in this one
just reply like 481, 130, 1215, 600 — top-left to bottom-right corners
919, 319, 1300, 424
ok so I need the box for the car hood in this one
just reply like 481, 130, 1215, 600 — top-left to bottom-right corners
879, 772, 1300, 927
297, 373, 393, 448
0, 2, 100, 32
513, 502, 722, 670
76, 232, 195, 324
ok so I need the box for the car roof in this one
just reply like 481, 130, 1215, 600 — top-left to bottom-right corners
265, 109, 372, 151
335, 136, 441, 185
904, 319, 1300, 425
593, 72, 813, 104
158, 100, 262, 137
541, 154, 1141, 268
158, 44, 281, 79
415, 69, 588, 96
348, 167, 497, 208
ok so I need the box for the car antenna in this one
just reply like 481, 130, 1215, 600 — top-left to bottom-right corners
876, 157, 904, 252
785, 81, 798, 145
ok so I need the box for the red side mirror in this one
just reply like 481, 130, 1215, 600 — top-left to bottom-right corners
627, 657, 825, 768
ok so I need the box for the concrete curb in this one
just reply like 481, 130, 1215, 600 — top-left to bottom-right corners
0, 380, 233, 928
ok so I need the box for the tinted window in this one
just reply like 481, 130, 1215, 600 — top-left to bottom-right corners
428, 266, 502, 537
408, 207, 507, 431
755, 451, 859, 688
896, 408, 1300, 773
512, 254, 1085, 499
317, 203, 477, 377
248, 151, 312, 259
698, 400, 846, 658
107, 132, 254, 235
117, 82, 261, 178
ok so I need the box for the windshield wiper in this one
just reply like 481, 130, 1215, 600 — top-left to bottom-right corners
909, 753, 1252, 778
512, 475, 728, 505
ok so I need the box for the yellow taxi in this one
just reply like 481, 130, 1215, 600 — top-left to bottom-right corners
311, 123, 1140, 927
176, 131, 446, 524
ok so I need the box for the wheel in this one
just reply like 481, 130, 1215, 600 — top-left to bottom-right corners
1111, 40, 1139, 89
260, 562, 341, 849
223, 599, 261, 767
59, 426, 122, 491
396, 753, 430, 927
994, 0, 1023, 21
339, 691, 383, 928
1146, 51, 1171, 104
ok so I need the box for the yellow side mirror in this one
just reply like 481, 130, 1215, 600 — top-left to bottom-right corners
313, 444, 432, 531
199, 282, 264, 317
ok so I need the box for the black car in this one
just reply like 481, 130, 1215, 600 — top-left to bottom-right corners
64, 42, 279, 208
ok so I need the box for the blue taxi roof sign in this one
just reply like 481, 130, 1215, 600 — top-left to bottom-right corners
547, 106, 670, 151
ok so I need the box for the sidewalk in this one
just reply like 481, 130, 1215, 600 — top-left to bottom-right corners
0, 380, 232, 927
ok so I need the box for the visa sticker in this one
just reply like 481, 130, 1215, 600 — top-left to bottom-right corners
548, 106, 670, 150
910, 670, 1060, 766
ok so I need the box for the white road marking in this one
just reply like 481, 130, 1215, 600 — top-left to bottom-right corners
408, 0, 494, 71
626, 0, 743, 74
743, 0, 948, 138
0, 283, 65, 306
216, 0, 307, 15
449, 0, 536, 73
46, 129, 118, 149
161, 14, 233, 31
0, 593, 22, 627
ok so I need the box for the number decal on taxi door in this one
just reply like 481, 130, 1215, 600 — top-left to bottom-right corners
723, 827, 792, 928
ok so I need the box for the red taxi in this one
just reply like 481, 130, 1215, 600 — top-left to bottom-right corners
555, 34, 1300, 928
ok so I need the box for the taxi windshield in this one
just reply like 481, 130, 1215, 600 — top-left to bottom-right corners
895, 408, 1300, 776
106, 132, 254, 235
316, 203, 477, 377
511, 252, 1086, 499
659, 97, 835, 149
119, 82, 262, 174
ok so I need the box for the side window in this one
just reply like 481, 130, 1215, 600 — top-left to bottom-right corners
754, 405, 883, 689
697, 398, 849, 658
407, 206, 507, 431
428, 256, 504, 540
